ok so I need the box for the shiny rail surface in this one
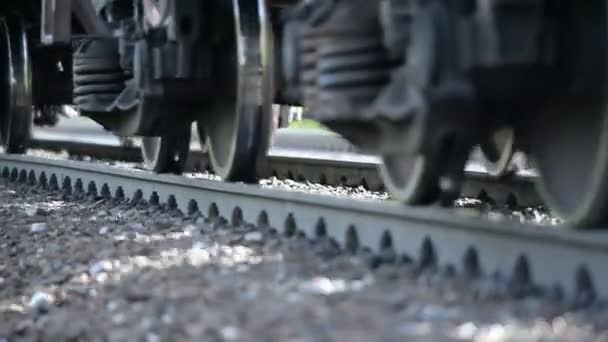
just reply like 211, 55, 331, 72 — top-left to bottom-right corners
30, 118, 541, 207
1, 153, 606, 301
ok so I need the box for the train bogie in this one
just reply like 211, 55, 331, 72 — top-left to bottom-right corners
276, 0, 608, 227
0, 0, 607, 227
36, 0, 274, 182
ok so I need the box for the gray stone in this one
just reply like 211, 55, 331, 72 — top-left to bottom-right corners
30, 222, 48, 233
25, 207, 47, 217
89, 260, 113, 275
129, 222, 146, 232
244, 231, 264, 243
417, 304, 460, 322
29, 291, 54, 312
183, 224, 199, 235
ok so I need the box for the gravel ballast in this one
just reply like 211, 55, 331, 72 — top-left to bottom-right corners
0, 178, 605, 341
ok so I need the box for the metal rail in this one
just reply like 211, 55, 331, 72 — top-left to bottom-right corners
1, 153, 607, 301
268, 145, 540, 207
30, 121, 542, 207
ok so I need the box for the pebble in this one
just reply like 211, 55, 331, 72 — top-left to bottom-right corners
29, 291, 54, 312
25, 207, 47, 217
129, 222, 146, 232
97, 211, 110, 218
220, 326, 240, 341
51, 260, 63, 272
260, 177, 390, 201
88, 211, 111, 223
244, 231, 264, 243
30, 222, 48, 233
114, 234, 128, 241
183, 224, 199, 236
106, 301, 120, 312
98, 226, 110, 235
454, 322, 478, 340
192, 241, 209, 250
417, 304, 461, 322
89, 260, 114, 276
146, 333, 160, 342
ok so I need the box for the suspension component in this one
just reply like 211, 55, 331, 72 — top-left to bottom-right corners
297, 0, 394, 124
73, 39, 127, 117
285, 0, 555, 204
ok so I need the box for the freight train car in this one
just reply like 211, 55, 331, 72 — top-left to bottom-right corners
0, 0, 605, 227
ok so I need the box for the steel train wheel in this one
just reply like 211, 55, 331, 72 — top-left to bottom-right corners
529, 103, 608, 228
480, 127, 515, 176
0, 17, 32, 154
195, 122, 207, 152
525, 1, 608, 228
138, 0, 193, 174
201, 0, 273, 182
379, 155, 440, 205
141, 124, 191, 174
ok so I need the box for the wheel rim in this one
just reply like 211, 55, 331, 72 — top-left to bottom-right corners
141, 137, 162, 167
379, 154, 440, 205
141, 124, 191, 174
0, 17, 32, 153
203, 0, 273, 182
480, 127, 515, 176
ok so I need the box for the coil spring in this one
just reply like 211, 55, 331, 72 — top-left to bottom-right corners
73, 39, 127, 112
298, 0, 394, 121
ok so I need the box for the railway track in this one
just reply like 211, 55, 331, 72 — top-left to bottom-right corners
30, 118, 541, 207
1, 152, 607, 302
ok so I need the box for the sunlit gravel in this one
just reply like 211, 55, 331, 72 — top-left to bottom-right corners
0, 180, 604, 341
22, 148, 558, 226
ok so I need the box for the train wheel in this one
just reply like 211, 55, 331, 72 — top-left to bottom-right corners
523, 1, 608, 228
529, 103, 608, 228
0, 17, 32, 154
479, 127, 515, 176
202, 0, 273, 182
195, 122, 207, 153
141, 124, 191, 174
379, 154, 440, 205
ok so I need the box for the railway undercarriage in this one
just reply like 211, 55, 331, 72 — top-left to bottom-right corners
0, 0, 606, 228
279, 0, 608, 228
